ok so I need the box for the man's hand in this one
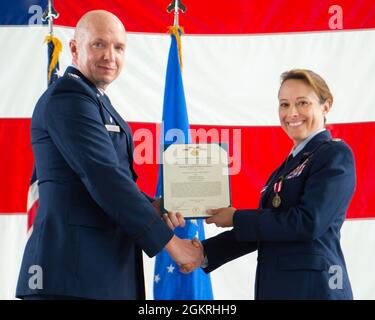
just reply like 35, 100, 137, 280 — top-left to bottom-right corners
206, 207, 236, 227
152, 198, 185, 229
179, 238, 204, 273
162, 211, 185, 229
165, 236, 204, 271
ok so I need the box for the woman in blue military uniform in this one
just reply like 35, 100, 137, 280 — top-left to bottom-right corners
189, 69, 356, 299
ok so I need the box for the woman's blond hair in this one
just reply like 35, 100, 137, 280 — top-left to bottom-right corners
280, 69, 333, 105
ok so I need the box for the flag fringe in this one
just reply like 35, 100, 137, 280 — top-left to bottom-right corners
168, 26, 184, 71
44, 35, 62, 80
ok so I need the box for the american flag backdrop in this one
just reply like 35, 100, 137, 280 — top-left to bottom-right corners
0, 0, 375, 299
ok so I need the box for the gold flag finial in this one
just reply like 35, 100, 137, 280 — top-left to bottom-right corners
167, 1, 186, 71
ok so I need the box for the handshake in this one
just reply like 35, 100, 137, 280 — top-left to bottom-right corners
154, 205, 205, 274
165, 235, 205, 274
154, 199, 237, 274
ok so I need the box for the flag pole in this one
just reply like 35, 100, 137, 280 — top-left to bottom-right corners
173, 0, 179, 27
42, 0, 59, 36
166, 0, 186, 70
167, 0, 186, 27
41, 0, 62, 84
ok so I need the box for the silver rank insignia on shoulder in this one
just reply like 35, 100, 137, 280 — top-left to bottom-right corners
332, 138, 342, 142
67, 73, 80, 79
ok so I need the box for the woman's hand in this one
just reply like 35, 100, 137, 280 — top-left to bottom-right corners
206, 207, 236, 227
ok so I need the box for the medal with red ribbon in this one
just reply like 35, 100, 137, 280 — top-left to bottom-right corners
272, 177, 283, 208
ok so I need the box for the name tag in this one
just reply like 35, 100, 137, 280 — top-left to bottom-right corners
105, 124, 120, 132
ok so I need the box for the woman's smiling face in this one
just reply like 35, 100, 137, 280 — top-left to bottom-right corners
278, 79, 331, 147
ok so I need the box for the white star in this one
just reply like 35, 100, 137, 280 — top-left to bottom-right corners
55, 68, 63, 77
154, 274, 161, 283
167, 264, 175, 273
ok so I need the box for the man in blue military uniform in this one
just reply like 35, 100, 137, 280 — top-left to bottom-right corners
182, 69, 356, 300
16, 10, 202, 300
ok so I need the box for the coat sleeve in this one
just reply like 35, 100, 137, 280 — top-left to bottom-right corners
44, 91, 173, 257
233, 142, 356, 242
142, 192, 156, 203
202, 230, 258, 273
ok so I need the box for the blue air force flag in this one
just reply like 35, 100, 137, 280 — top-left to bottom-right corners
153, 27, 213, 300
